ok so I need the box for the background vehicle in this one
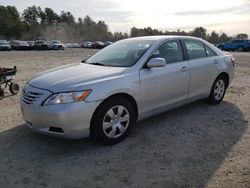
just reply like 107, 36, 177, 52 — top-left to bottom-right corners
21, 36, 235, 144
217, 39, 250, 51
27, 41, 35, 50
104, 41, 113, 47
10, 40, 30, 50
91, 41, 105, 49
82, 41, 93, 48
34, 40, 49, 50
0, 40, 11, 51
65, 43, 80, 48
48, 40, 64, 50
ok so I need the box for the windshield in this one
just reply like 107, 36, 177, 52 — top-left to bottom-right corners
53, 41, 60, 44
84, 39, 155, 67
19, 41, 29, 45
0, 40, 8, 45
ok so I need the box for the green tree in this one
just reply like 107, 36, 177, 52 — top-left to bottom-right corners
219, 32, 231, 43
0, 6, 23, 39
208, 31, 220, 44
40, 8, 59, 24
191, 27, 207, 39
22, 6, 41, 25
236, 33, 248, 39
59, 11, 75, 24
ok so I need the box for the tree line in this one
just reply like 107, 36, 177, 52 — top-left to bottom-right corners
0, 5, 248, 43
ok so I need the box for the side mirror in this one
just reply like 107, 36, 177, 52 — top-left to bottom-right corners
146, 58, 166, 68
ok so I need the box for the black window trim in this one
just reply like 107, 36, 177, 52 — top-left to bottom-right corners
143, 39, 185, 68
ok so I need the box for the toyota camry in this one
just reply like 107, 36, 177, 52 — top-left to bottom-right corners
21, 36, 235, 144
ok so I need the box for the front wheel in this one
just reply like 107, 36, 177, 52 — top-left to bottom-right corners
91, 97, 136, 145
207, 77, 227, 104
9, 83, 19, 95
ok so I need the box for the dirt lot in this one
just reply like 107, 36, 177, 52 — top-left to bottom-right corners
0, 49, 249, 188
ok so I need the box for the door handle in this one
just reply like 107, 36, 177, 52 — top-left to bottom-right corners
181, 66, 188, 72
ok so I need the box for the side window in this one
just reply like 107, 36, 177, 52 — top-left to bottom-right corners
150, 40, 184, 63
233, 40, 243, 43
184, 40, 207, 60
204, 45, 217, 57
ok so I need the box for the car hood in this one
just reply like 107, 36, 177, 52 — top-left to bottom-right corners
28, 63, 126, 93
0, 44, 10, 47
53, 43, 63, 45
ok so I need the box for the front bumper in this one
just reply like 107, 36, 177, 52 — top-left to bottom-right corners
21, 99, 101, 139
0, 46, 11, 51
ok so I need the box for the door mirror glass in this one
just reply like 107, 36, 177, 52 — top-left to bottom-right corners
146, 58, 166, 68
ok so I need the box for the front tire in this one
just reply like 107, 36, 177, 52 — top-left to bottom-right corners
9, 83, 19, 95
91, 97, 136, 145
207, 76, 227, 104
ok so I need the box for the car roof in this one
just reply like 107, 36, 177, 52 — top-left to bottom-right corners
124, 35, 207, 42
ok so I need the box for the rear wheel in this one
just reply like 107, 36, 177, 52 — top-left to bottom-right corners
9, 83, 19, 95
219, 46, 224, 51
207, 76, 227, 104
237, 46, 244, 52
0, 88, 4, 100
91, 97, 136, 145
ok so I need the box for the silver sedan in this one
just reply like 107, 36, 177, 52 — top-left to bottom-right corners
20, 36, 235, 144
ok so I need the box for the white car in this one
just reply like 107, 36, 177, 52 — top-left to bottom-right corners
65, 43, 80, 48
82, 41, 93, 48
21, 36, 235, 144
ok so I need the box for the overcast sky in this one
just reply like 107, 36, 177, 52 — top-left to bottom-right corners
1, 0, 250, 35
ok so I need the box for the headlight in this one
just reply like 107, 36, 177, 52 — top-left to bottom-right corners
43, 90, 91, 105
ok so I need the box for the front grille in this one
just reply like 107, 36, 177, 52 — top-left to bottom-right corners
22, 91, 43, 105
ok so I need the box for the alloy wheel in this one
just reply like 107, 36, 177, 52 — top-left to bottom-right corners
214, 79, 225, 100
102, 105, 130, 138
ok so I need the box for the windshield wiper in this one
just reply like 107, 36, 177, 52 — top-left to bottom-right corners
81, 60, 106, 66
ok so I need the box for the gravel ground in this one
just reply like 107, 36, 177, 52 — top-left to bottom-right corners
0, 49, 249, 188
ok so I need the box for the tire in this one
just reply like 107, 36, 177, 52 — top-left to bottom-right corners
207, 76, 227, 104
9, 83, 19, 95
219, 46, 224, 51
0, 88, 4, 100
237, 46, 244, 52
91, 97, 136, 145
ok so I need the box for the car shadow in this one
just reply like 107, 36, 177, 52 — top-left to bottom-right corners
0, 101, 247, 187
1, 92, 15, 99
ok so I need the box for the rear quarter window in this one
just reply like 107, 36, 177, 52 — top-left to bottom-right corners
204, 45, 217, 57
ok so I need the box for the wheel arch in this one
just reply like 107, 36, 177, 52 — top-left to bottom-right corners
90, 93, 139, 135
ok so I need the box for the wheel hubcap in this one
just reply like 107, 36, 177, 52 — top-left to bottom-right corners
214, 79, 225, 100
103, 105, 130, 138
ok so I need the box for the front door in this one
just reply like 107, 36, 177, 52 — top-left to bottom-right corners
139, 40, 190, 114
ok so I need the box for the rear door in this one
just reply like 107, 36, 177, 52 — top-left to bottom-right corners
182, 40, 218, 99
139, 40, 190, 114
